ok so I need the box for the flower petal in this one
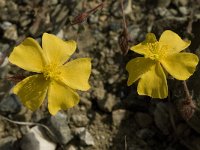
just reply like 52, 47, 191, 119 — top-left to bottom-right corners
48, 81, 79, 115
13, 74, 49, 111
58, 58, 91, 91
159, 30, 190, 54
130, 33, 157, 55
126, 57, 155, 86
9, 38, 45, 72
137, 63, 168, 98
42, 33, 76, 65
160, 53, 199, 80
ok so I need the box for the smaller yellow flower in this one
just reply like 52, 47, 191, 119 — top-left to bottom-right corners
8, 33, 92, 115
126, 30, 199, 99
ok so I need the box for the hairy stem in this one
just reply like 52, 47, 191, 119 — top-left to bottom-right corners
120, 0, 127, 32
182, 80, 192, 101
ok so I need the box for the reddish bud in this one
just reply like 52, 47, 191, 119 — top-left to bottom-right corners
178, 99, 196, 121
71, 12, 89, 25
71, 2, 104, 25
119, 29, 129, 55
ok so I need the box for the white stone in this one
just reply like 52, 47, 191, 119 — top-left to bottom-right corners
80, 130, 95, 146
0, 57, 8, 68
20, 126, 56, 150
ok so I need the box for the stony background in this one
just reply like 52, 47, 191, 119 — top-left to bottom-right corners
0, 0, 200, 150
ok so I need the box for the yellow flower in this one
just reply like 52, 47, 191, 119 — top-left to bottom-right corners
8, 33, 92, 115
126, 30, 199, 99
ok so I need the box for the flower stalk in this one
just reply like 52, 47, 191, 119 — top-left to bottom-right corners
119, 0, 130, 55
178, 80, 196, 120
71, 2, 104, 25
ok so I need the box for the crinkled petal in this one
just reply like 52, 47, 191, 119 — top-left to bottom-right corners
58, 58, 91, 91
13, 74, 49, 111
137, 63, 168, 99
42, 33, 76, 65
48, 81, 79, 115
130, 33, 157, 55
126, 57, 155, 86
160, 53, 199, 80
159, 30, 190, 54
9, 38, 45, 72
145, 33, 157, 43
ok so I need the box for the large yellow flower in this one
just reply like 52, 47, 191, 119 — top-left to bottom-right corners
126, 30, 199, 99
8, 33, 91, 115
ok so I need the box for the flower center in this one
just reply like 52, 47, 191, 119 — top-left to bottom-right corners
146, 42, 167, 61
43, 63, 61, 80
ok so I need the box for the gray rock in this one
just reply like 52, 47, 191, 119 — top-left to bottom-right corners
94, 86, 106, 100
0, 0, 5, 8
107, 58, 114, 65
0, 80, 10, 100
0, 57, 8, 68
97, 93, 119, 112
56, 30, 64, 39
195, 13, 200, 20
1, 22, 18, 40
136, 128, 155, 139
179, 0, 188, 5
124, 0, 132, 14
0, 136, 16, 150
66, 145, 77, 150
108, 74, 119, 84
0, 61, 9, 84
129, 25, 141, 42
20, 16, 32, 27
112, 109, 128, 126
0, 22, 12, 30
7, 1, 18, 12
71, 114, 89, 127
110, 1, 121, 17
154, 7, 168, 17
135, 112, 153, 128
4, 27, 18, 40
80, 97, 92, 109
73, 127, 86, 136
154, 103, 173, 135
49, 0, 58, 5
169, 8, 178, 15
89, 14, 99, 24
173, 0, 188, 6
79, 130, 95, 146
0, 94, 21, 114
179, 6, 189, 15
99, 15, 107, 22
154, 103, 170, 134
47, 112, 73, 144
19, 0, 40, 5
0, 43, 9, 53
0, 120, 5, 133
157, 0, 171, 7
73, 127, 94, 146
20, 126, 56, 150
92, 69, 100, 75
